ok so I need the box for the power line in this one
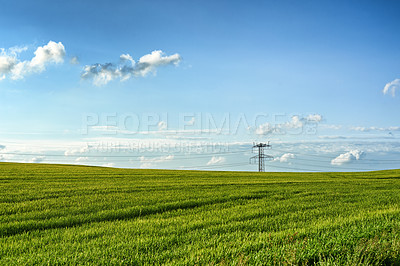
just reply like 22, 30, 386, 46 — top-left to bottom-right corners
2, 144, 399, 162
179, 162, 249, 170
1, 142, 398, 172
273, 148, 400, 162
267, 164, 320, 172
286, 161, 376, 171
274, 156, 398, 165
250, 142, 273, 172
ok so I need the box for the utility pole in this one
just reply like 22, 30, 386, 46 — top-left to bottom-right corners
250, 142, 273, 172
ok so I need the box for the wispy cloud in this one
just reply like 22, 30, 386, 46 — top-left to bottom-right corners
102, 163, 115, 168
273, 153, 295, 163
383, 79, 400, 97
75, 157, 89, 162
255, 114, 323, 135
350, 126, 400, 132
139, 155, 174, 168
206, 156, 226, 165
306, 114, 323, 122
90, 126, 119, 132
0, 41, 65, 80
318, 135, 348, 140
331, 150, 365, 165
29, 156, 46, 163
81, 50, 181, 86
319, 124, 342, 130
64, 145, 90, 156
255, 123, 274, 135
70, 56, 79, 65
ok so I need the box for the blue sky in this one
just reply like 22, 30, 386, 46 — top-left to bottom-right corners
0, 0, 399, 171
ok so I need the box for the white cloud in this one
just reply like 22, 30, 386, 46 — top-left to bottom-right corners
136, 50, 181, 76
64, 145, 90, 156
0, 55, 17, 74
351, 126, 373, 132
318, 135, 348, 140
282, 114, 321, 129
8, 46, 28, 55
81, 50, 181, 86
139, 155, 174, 168
273, 153, 295, 163
306, 114, 323, 122
102, 163, 115, 168
70, 56, 79, 65
2, 137, 400, 171
0, 41, 65, 80
0, 145, 16, 162
29, 156, 45, 163
81, 63, 118, 86
331, 150, 365, 165
75, 157, 89, 162
383, 79, 400, 97
206, 156, 226, 165
91, 126, 119, 132
120, 54, 134, 63
350, 126, 400, 132
30, 41, 65, 69
284, 115, 304, 129
255, 114, 322, 135
320, 124, 342, 130
255, 122, 274, 135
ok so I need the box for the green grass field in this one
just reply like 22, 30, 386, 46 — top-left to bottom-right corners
1, 162, 400, 265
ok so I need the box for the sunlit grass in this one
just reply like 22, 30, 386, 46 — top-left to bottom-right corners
1, 162, 400, 264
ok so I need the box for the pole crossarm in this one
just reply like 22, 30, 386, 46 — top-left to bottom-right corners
249, 142, 273, 172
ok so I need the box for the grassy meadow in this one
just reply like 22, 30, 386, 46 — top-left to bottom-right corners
0, 162, 400, 265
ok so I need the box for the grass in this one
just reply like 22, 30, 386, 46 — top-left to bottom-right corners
1, 162, 400, 265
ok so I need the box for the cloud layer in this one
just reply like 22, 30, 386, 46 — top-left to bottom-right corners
0, 41, 65, 80
81, 50, 181, 86
383, 79, 400, 97
351, 126, 400, 132
331, 150, 365, 165
255, 114, 322, 135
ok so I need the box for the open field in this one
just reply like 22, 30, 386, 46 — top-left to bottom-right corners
1, 163, 400, 265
